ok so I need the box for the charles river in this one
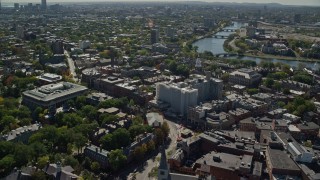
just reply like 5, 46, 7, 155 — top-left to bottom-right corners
193, 22, 317, 69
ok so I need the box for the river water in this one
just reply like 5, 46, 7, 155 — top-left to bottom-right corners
193, 22, 317, 69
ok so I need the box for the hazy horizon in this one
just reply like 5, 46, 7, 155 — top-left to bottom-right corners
1, 0, 320, 6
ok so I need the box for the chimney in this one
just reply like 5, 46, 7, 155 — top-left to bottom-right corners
100, 147, 102, 153
95, 147, 98, 153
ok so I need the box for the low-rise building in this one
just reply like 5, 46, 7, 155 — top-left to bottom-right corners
229, 68, 262, 87
266, 148, 301, 178
84, 144, 109, 169
146, 112, 164, 127
86, 92, 111, 106
195, 152, 253, 179
283, 113, 301, 123
239, 117, 257, 132
37, 73, 62, 85
43, 162, 79, 180
1, 123, 42, 143
22, 82, 88, 110
228, 108, 251, 123
287, 142, 315, 163
296, 122, 320, 139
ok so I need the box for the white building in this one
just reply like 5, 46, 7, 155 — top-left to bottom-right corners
156, 74, 223, 115
288, 142, 314, 163
156, 82, 198, 115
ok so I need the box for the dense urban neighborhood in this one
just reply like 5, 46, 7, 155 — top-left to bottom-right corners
1, 0, 320, 180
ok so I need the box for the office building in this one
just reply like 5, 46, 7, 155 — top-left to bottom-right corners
156, 74, 223, 115
229, 68, 262, 87
150, 28, 159, 44
22, 82, 88, 110
156, 82, 198, 115
41, 0, 47, 10
186, 74, 223, 102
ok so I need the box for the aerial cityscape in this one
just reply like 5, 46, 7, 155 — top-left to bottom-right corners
0, 0, 320, 180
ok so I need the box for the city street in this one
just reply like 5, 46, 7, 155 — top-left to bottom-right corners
64, 50, 78, 82
125, 119, 179, 180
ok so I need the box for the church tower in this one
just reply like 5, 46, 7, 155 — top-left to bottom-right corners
158, 146, 170, 180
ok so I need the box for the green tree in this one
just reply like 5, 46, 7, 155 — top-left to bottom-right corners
37, 156, 49, 169
112, 128, 131, 149
30, 142, 47, 160
0, 155, 15, 174
108, 149, 127, 171
161, 122, 170, 138
0, 141, 14, 159
247, 88, 259, 95
264, 78, 274, 88
146, 140, 156, 152
221, 73, 229, 83
14, 144, 32, 167
64, 155, 79, 169
90, 161, 100, 173
75, 96, 87, 109
277, 101, 286, 107
283, 88, 290, 95
80, 105, 98, 120
73, 133, 87, 154
61, 113, 83, 128
154, 128, 164, 145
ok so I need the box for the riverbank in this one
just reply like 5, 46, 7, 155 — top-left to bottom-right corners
191, 22, 232, 44
243, 53, 320, 63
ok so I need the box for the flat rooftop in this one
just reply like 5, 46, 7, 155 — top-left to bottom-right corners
23, 82, 88, 102
196, 151, 253, 171
267, 148, 300, 171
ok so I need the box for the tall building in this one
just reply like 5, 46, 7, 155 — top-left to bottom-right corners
156, 82, 198, 115
14, 3, 19, 10
16, 25, 25, 39
150, 28, 159, 44
41, 0, 47, 10
156, 74, 223, 115
186, 74, 223, 103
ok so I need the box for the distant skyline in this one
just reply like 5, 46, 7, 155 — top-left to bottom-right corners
1, 0, 320, 6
